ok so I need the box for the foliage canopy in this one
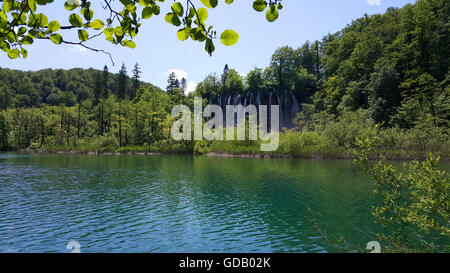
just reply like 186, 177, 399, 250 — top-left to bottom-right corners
0, 0, 284, 61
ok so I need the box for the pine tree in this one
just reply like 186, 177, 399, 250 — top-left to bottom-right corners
102, 65, 109, 99
221, 64, 229, 86
93, 72, 102, 106
117, 63, 128, 100
117, 63, 128, 147
132, 63, 141, 99
180, 78, 187, 94
166, 72, 180, 95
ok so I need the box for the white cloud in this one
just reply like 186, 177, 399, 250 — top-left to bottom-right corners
186, 81, 197, 95
366, 0, 381, 6
240, 73, 247, 78
70, 45, 88, 52
168, 69, 188, 81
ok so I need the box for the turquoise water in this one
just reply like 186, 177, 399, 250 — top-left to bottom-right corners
0, 153, 419, 253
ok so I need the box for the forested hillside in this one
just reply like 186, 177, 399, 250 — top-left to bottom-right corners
195, 0, 449, 130
0, 66, 162, 108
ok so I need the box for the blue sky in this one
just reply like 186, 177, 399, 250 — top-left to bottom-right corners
1, 0, 416, 93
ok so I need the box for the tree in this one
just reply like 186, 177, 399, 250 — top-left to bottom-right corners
117, 63, 128, 100
293, 67, 317, 103
0, 0, 283, 61
93, 71, 102, 106
166, 72, 180, 95
223, 69, 243, 94
180, 77, 187, 94
221, 64, 229, 87
194, 73, 220, 98
117, 63, 128, 146
356, 132, 449, 252
0, 111, 8, 150
269, 46, 299, 91
102, 65, 109, 99
0, 87, 10, 110
246, 68, 265, 92
131, 63, 141, 100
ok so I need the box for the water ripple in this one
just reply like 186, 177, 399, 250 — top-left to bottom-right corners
0, 153, 388, 253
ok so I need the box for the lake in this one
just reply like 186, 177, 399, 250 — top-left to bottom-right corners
0, 153, 415, 253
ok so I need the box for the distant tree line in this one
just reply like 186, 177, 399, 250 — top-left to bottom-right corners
0, 63, 192, 151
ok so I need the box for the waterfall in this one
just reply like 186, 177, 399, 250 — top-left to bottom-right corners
276, 93, 282, 128
285, 97, 290, 127
290, 93, 299, 117
234, 94, 241, 106
210, 90, 300, 130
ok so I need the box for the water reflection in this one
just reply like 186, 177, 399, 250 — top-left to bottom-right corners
0, 153, 418, 253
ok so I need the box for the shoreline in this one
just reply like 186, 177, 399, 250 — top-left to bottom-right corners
9, 149, 449, 161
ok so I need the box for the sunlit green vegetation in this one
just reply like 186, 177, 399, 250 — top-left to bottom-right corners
356, 130, 449, 252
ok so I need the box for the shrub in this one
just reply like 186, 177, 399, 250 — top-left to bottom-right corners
356, 132, 450, 252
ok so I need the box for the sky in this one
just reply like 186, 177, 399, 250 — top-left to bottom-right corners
1, 0, 417, 94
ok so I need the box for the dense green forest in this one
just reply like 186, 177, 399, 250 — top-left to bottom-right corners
0, 66, 162, 108
0, 0, 448, 158
194, 0, 449, 129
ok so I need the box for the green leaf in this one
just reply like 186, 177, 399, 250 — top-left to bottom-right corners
103, 27, 114, 38
196, 8, 208, 22
69, 14, 83, 27
164, 13, 181, 26
176, 28, 191, 41
21, 47, 28, 59
21, 36, 34, 45
90, 19, 104, 30
205, 38, 215, 56
3, 2, 12, 13
200, 0, 218, 9
220, 29, 239, 46
64, 0, 80, 11
190, 27, 206, 42
34, 13, 49, 27
81, 8, 94, 21
0, 41, 10, 52
49, 34, 63, 44
266, 5, 279, 22
152, 5, 161, 15
7, 49, 20, 59
114, 26, 124, 39
188, 7, 195, 18
18, 27, 27, 36
253, 0, 267, 12
171, 2, 184, 17
48, 21, 61, 32
78, 29, 89, 41
123, 40, 136, 48
225, 0, 234, 4
0, 10, 7, 24
142, 7, 153, 19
